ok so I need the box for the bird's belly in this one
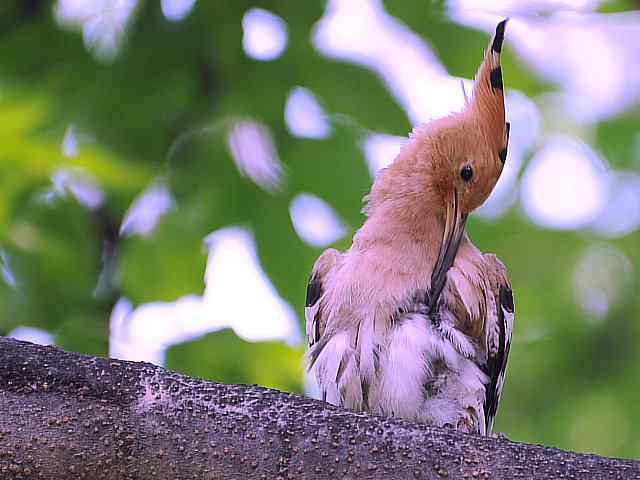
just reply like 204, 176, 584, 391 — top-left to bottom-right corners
375, 314, 487, 430
318, 312, 489, 433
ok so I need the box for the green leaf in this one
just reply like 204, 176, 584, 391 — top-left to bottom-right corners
2, 192, 109, 354
165, 328, 304, 393
0, 95, 151, 231
383, 0, 550, 97
118, 209, 207, 303
594, 107, 640, 170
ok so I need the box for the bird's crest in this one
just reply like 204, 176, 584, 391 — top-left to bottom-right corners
468, 19, 510, 161
363, 20, 511, 221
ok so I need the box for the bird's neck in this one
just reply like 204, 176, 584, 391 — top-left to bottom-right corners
355, 156, 451, 269
354, 199, 446, 269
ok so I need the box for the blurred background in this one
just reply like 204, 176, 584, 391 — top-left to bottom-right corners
1, 0, 639, 459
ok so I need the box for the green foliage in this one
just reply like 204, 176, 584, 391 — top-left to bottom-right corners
3, 194, 110, 353
595, 108, 640, 170
383, 0, 550, 97
1, 0, 639, 459
165, 328, 304, 393
119, 210, 207, 302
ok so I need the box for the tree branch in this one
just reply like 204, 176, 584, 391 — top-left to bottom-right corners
0, 338, 637, 480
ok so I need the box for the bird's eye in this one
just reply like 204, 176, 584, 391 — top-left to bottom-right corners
460, 165, 473, 182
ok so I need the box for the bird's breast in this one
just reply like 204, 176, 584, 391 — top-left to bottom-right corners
325, 243, 435, 319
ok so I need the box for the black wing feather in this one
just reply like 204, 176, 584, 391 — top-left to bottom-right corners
306, 274, 323, 308
305, 272, 325, 355
483, 284, 513, 431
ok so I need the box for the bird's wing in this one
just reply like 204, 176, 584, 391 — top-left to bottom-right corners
305, 248, 339, 348
481, 253, 514, 434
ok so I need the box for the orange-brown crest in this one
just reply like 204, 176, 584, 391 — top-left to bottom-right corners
367, 20, 510, 218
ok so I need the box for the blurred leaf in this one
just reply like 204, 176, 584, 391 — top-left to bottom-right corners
165, 328, 304, 393
383, 0, 550, 97
166, 123, 261, 228
1, 193, 108, 354
118, 210, 207, 303
301, 58, 411, 136
594, 107, 640, 170
284, 125, 371, 226
598, 0, 639, 13
0, 95, 151, 232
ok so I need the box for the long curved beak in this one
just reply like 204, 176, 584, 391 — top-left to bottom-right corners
427, 189, 468, 316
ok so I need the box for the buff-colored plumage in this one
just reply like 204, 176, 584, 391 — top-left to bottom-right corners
305, 20, 513, 435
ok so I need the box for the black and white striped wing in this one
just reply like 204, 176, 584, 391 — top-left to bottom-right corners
305, 248, 339, 349
304, 249, 341, 404
305, 271, 324, 347
483, 281, 514, 434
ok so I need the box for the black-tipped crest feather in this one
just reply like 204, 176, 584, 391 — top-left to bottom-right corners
492, 19, 508, 53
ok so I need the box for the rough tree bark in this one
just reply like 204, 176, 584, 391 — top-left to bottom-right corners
0, 338, 638, 480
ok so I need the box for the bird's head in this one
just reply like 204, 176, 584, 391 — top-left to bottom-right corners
365, 20, 510, 312
439, 19, 509, 208
426, 19, 510, 312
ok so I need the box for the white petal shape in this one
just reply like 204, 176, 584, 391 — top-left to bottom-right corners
161, 0, 196, 22
242, 8, 288, 61
51, 168, 105, 210
204, 227, 300, 343
227, 121, 284, 192
9, 326, 55, 346
55, 0, 138, 61
362, 133, 405, 178
313, 0, 464, 124
109, 295, 210, 364
0, 250, 16, 288
285, 87, 331, 139
109, 228, 301, 365
290, 193, 346, 247
62, 124, 78, 157
521, 137, 607, 230
120, 183, 173, 237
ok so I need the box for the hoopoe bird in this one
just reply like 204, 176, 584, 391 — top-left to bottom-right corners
305, 20, 513, 435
